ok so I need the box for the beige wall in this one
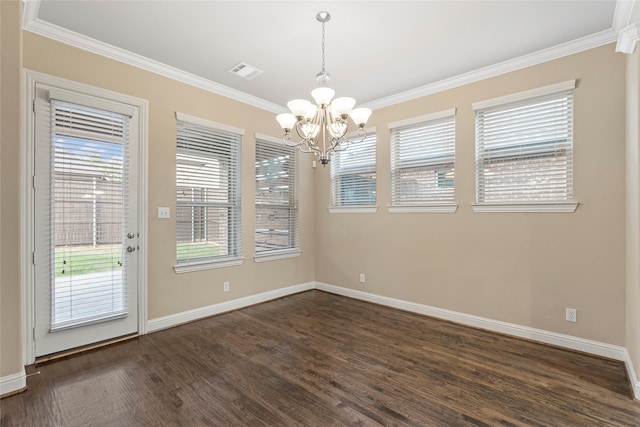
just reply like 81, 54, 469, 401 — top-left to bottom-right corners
0, 18, 631, 382
21, 31, 316, 321
315, 44, 627, 345
627, 46, 640, 380
1, 0, 23, 378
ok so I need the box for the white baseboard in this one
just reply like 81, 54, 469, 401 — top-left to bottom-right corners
0, 369, 26, 397
623, 349, 640, 399
314, 282, 627, 362
147, 282, 314, 333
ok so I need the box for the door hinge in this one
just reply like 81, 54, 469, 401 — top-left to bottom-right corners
32, 175, 36, 190
32, 99, 36, 113
32, 251, 35, 265
32, 327, 36, 341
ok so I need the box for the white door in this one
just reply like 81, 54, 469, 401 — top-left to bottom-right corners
33, 83, 139, 357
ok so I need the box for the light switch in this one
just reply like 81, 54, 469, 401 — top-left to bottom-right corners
158, 207, 170, 219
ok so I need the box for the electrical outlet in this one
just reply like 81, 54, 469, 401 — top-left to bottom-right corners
565, 308, 577, 322
158, 207, 170, 219
359, 273, 365, 283
223, 281, 230, 292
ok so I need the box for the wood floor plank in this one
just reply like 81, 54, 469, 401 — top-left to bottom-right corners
2, 290, 639, 426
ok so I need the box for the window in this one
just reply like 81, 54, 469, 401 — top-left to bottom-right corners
255, 135, 299, 260
473, 80, 577, 212
330, 132, 377, 209
175, 113, 242, 271
389, 109, 456, 211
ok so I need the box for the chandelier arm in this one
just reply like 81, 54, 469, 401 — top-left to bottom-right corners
289, 117, 325, 159
292, 121, 314, 147
292, 123, 306, 142
326, 108, 345, 139
332, 126, 368, 153
328, 119, 349, 150
342, 128, 368, 144
328, 136, 340, 152
333, 140, 350, 152
330, 121, 349, 140
299, 144, 321, 155
284, 133, 320, 156
282, 134, 307, 149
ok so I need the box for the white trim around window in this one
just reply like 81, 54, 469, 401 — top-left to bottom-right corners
330, 130, 377, 208
328, 207, 378, 214
387, 108, 456, 130
472, 203, 578, 213
471, 80, 576, 111
254, 249, 301, 263
388, 204, 458, 213
254, 134, 299, 259
473, 80, 577, 212
175, 112, 245, 136
174, 113, 243, 271
174, 256, 245, 273
389, 108, 457, 211
255, 133, 282, 145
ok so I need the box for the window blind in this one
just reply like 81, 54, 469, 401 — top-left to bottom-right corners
390, 114, 455, 205
176, 118, 241, 265
475, 90, 573, 203
50, 99, 129, 330
255, 138, 298, 254
330, 133, 377, 207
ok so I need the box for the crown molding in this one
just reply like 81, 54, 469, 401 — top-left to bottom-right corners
471, 80, 576, 111
614, 0, 640, 53
362, 28, 618, 110
23, 0, 623, 113
613, 0, 637, 31
617, 23, 640, 53
22, 1, 284, 114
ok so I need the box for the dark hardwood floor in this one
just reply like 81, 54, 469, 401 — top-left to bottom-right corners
2, 290, 639, 426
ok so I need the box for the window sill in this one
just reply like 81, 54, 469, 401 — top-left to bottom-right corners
472, 202, 579, 213
388, 204, 458, 213
254, 249, 301, 263
328, 207, 378, 214
173, 256, 244, 273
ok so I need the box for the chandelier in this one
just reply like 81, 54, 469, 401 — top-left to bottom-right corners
276, 11, 372, 166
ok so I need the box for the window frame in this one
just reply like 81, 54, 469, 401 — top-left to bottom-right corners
472, 80, 578, 213
254, 133, 300, 263
173, 112, 244, 273
329, 128, 378, 214
388, 109, 457, 214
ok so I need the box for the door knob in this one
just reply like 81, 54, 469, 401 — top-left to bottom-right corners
127, 246, 136, 253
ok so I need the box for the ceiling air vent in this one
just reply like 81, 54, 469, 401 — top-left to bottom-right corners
229, 62, 263, 80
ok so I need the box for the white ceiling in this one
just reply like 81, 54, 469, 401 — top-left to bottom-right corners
29, 1, 625, 111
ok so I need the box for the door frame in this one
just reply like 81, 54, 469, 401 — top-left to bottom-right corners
21, 70, 149, 364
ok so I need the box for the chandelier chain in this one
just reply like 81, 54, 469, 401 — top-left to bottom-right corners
321, 19, 326, 74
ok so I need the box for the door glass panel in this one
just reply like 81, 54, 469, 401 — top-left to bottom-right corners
51, 100, 129, 331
